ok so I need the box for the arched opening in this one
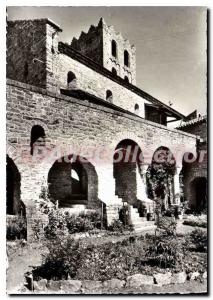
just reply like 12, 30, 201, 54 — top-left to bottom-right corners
124, 50, 130, 67
180, 151, 205, 211
124, 76, 129, 83
67, 71, 77, 89
48, 155, 98, 209
30, 125, 46, 155
6, 156, 21, 215
134, 104, 139, 115
112, 67, 117, 76
106, 90, 113, 102
113, 139, 143, 206
24, 62, 28, 79
6, 156, 27, 240
111, 40, 117, 58
189, 177, 207, 212
146, 146, 176, 211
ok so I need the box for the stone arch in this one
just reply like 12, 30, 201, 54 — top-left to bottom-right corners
106, 90, 113, 102
47, 154, 99, 210
188, 176, 207, 211
146, 146, 176, 209
113, 138, 143, 205
30, 125, 46, 155
134, 103, 139, 115
111, 40, 117, 57
124, 76, 129, 83
110, 131, 144, 159
181, 149, 207, 211
112, 67, 117, 76
6, 155, 25, 216
124, 50, 130, 67
67, 71, 77, 89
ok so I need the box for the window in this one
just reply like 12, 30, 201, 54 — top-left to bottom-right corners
111, 40, 117, 57
112, 68, 117, 76
67, 71, 77, 89
30, 125, 45, 155
24, 62, 28, 79
124, 76, 129, 83
106, 90, 113, 102
124, 50, 130, 67
134, 104, 139, 115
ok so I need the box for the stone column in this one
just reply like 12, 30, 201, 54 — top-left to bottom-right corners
173, 167, 182, 205
21, 162, 48, 242
96, 164, 122, 225
136, 164, 149, 200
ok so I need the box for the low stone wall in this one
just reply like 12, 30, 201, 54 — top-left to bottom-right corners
28, 271, 207, 294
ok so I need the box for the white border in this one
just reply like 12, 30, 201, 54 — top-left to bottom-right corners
0, 2, 211, 299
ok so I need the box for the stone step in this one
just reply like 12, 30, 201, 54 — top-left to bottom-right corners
134, 225, 156, 232
134, 220, 155, 226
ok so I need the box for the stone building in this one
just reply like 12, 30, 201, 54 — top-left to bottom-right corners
177, 115, 207, 211
6, 17, 205, 240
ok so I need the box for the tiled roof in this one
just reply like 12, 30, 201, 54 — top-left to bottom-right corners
177, 115, 207, 128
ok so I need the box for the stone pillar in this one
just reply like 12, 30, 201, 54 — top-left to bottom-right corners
96, 164, 122, 225
173, 167, 182, 205
46, 22, 62, 94
20, 163, 48, 242
136, 164, 149, 200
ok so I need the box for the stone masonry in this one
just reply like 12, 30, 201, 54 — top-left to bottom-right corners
6, 17, 202, 240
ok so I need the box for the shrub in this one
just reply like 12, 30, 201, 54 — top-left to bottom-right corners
79, 210, 103, 229
65, 214, 94, 233
108, 219, 133, 233
44, 210, 68, 240
44, 209, 105, 238
145, 234, 183, 269
33, 236, 80, 280
183, 219, 207, 228
6, 216, 27, 240
189, 229, 207, 252
155, 216, 177, 236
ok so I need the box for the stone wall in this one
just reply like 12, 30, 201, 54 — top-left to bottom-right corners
7, 20, 47, 88
102, 19, 136, 84
70, 18, 136, 84
179, 118, 207, 209
6, 79, 197, 238
6, 18, 184, 124
58, 53, 149, 118
71, 21, 103, 66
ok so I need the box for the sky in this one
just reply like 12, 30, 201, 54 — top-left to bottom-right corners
7, 6, 207, 116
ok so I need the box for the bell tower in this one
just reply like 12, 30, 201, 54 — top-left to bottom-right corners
71, 18, 136, 85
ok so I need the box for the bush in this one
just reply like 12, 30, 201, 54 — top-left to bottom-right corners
79, 210, 103, 230
34, 234, 146, 281
183, 219, 207, 228
189, 229, 207, 252
155, 216, 177, 236
65, 214, 94, 234
44, 210, 69, 240
108, 219, 133, 233
145, 234, 183, 269
6, 216, 27, 240
33, 236, 80, 280
33, 231, 207, 282
44, 209, 105, 239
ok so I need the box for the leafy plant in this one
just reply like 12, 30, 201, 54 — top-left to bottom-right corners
189, 229, 207, 252
108, 219, 133, 233
183, 219, 207, 228
145, 234, 183, 269
33, 236, 80, 280
6, 216, 27, 240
